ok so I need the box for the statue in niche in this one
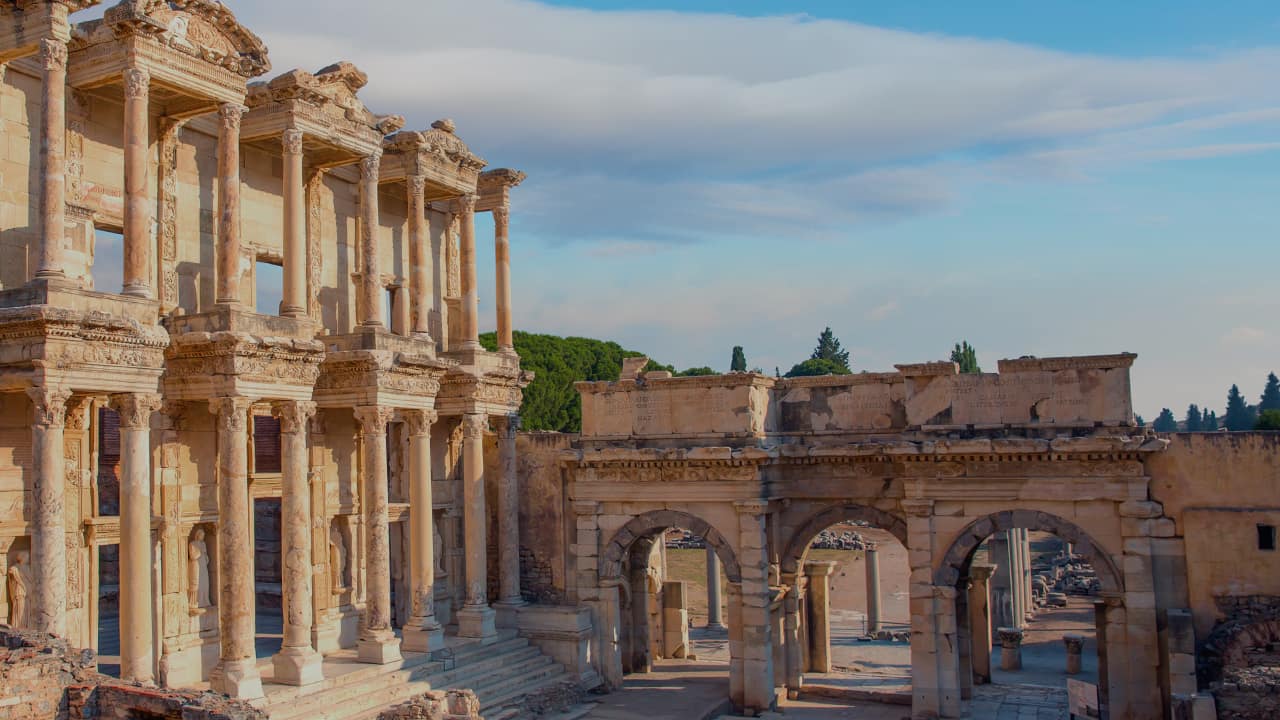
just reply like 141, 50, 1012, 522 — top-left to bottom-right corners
329, 523, 348, 590
187, 528, 211, 609
6, 551, 31, 628
433, 522, 445, 577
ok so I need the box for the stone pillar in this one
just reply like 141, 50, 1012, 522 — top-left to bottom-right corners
804, 560, 835, 674
402, 409, 443, 653
904, 498, 961, 719
865, 543, 881, 635
783, 584, 803, 698
27, 387, 70, 637
494, 416, 523, 621
706, 546, 724, 629
34, 39, 68, 280
455, 194, 480, 350
1064, 633, 1084, 675
988, 532, 1014, 633
391, 285, 410, 335
998, 627, 1024, 671
109, 394, 160, 684
727, 582, 745, 710
492, 205, 514, 353
280, 129, 307, 317
407, 177, 433, 340
457, 413, 496, 638
215, 103, 244, 305
121, 68, 152, 297
271, 401, 322, 685
968, 564, 995, 685
208, 397, 263, 699
956, 582, 973, 700
735, 501, 776, 714
354, 405, 400, 663
359, 150, 384, 326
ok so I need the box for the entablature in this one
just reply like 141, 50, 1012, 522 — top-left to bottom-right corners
381, 120, 488, 200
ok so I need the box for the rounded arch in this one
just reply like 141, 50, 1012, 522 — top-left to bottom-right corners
933, 509, 1123, 593
600, 509, 741, 584
780, 503, 909, 577
1198, 606, 1280, 686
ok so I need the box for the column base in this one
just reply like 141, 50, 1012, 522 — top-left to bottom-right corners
209, 658, 265, 700
402, 618, 446, 653
457, 604, 498, 641
493, 598, 526, 629
272, 645, 325, 686
122, 283, 153, 299
358, 631, 403, 664
312, 617, 341, 655
706, 621, 726, 630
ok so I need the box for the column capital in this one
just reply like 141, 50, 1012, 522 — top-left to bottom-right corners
968, 563, 997, 582
39, 38, 67, 71
402, 409, 438, 436
354, 405, 395, 435
272, 400, 316, 434
209, 397, 252, 433
461, 413, 487, 439
452, 193, 477, 215
27, 386, 72, 428
407, 175, 427, 196
123, 67, 149, 99
282, 128, 304, 156
360, 148, 383, 179
108, 393, 162, 430
218, 103, 246, 131
64, 396, 94, 431
492, 205, 509, 228
492, 414, 521, 439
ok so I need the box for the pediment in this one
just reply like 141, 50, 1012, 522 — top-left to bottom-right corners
97, 0, 270, 77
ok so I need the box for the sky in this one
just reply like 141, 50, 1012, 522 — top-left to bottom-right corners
83, 0, 1280, 419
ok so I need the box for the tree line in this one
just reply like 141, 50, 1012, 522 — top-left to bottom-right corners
1142, 373, 1280, 432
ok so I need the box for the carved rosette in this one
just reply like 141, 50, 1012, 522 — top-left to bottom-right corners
123, 67, 149, 99
28, 387, 72, 428
39, 38, 68, 72
461, 413, 487, 440
210, 397, 251, 433
282, 128, 304, 156
272, 400, 316, 435
402, 409, 437, 437
109, 394, 162, 430
353, 406, 395, 435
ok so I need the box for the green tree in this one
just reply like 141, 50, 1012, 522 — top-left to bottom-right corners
1225, 384, 1255, 431
785, 358, 852, 378
950, 341, 981, 374
1184, 404, 1202, 432
1261, 372, 1280, 412
676, 366, 717, 377
1152, 408, 1178, 432
730, 346, 747, 373
1203, 411, 1219, 431
1256, 409, 1280, 431
1135, 415, 1146, 428
810, 327, 851, 371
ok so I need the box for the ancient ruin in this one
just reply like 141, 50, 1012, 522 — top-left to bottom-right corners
1, 2, 1279, 720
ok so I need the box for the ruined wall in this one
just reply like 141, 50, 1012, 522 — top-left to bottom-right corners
517, 432, 574, 603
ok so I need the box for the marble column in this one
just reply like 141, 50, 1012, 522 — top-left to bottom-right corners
208, 397, 263, 699
968, 564, 995, 685
706, 546, 724, 629
109, 394, 160, 683
121, 68, 152, 297
492, 205, 514, 353
998, 627, 1024, 671
455, 194, 480, 350
402, 409, 443, 653
34, 39, 68, 280
215, 103, 244, 305
457, 413, 496, 638
354, 405, 400, 663
407, 176, 433, 340
359, 150, 384, 327
271, 401, 323, 685
804, 561, 835, 674
865, 543, 882, 635
391, 285, 410, 335
494, 415, 523, 621
27, 386, 70, 637
280, 129, 306, 317
783, 584, 803, 698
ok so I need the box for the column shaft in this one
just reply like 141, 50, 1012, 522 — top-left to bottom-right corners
706, 546, 723, 628
35, 39, 68, 280
968, 566, 995, 685
280, 129, 306, 316
457, 413, 496, 638
456, 195, 480, 349
109, 394, 159, 683
493, 205, 513, 352
865, 545, 882, 634
355, 405, 400, 663
783, 585, 803, 697
121, 68, 151, 297
407, 177, 432, 339
209, 397, 263, 699
272, 401, 322, 684
28, 387, 70, 637
804, 562, 834, 673
359, 151, 384, 326
496, 416, 522, 606
215, 103, 244, 304
403, 410, 443, 652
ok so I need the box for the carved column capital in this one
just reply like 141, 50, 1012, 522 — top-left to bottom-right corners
461, 413, 488, 439
64, 396, 94, 431
360, 149, 383, 180
407, 175, 426, 196
282, 128, 304, 156
28, 386, 72, 429
492, 205, 509, 229
218, 103, 245, 131
353, 405, 395, 435
209, 397, 252, 433
272, 400, 317, 435
452, 193, 477, 215
39, 38, 67, 71
402, 409, 438, 437
123, 67, 149, 99
492, 414, 521, 440
108, 393, 162, 430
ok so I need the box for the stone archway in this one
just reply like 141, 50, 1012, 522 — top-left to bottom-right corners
779, 503, 908, 578
599, 508, 741, 584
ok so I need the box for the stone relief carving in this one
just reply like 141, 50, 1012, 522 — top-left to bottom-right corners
123, 68, 149, 99
329, 522, 348, 591
6, 551, 31, 628
187, 528, 212, 609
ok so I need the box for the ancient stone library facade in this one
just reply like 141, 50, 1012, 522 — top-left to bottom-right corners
2, 3, 1280, 720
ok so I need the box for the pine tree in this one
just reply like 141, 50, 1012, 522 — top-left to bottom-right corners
1135, 415, 1146, 428
730, 346, 747, 373
1261, 372, 1280, 413
810, 327, 851, 370
1152, 408, 1178, 432
1184, 404, 1202, 432
1224, 384, 1255, 431
1203, 411, 1219, 431
950, 341, 981, 374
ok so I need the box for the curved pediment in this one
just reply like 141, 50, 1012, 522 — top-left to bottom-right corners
100, 0, 269, 78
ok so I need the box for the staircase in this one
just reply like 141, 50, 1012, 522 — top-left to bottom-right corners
262, 630, 580, 720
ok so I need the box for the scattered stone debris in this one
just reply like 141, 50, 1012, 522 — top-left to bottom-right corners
376, 688, 482, 720
1213, 665, 1280, 720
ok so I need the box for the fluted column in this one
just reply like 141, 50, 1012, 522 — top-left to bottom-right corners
109, 393, 160, 683
208, 397, 263, 699
456, 413, 496, 638
402, 409, 443, 652
493, 205, 514, 353
121, 68, 152, 297
214, 103, 244, 304
407, 176, 433, 340
494, 416, 523, 618
27, 386, 70, 637
272, 401, 323, 685
456, 194, 480, 350
359, 150, 384, 326
280, 129, 307, 317
34, 39, 68, 280
354, 405, 400, 663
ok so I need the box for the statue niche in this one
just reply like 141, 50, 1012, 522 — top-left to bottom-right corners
329, 520, 350, 592
6, 550, 32, 628
187, 527, 213, 610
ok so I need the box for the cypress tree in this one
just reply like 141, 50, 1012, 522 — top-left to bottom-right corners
1184, 404, 1202, 432
1203, 411, 1219, 431
1261, 372, 1280, 412
950, 341, 981, 374
730, 346, 747, 373
1152, 408, 1178, 432
1224, 384, 1254, 431
810, 327, 851, 371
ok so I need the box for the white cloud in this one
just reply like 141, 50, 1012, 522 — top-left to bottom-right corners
1223, 326, 1268, 345
865, 300, 900, 321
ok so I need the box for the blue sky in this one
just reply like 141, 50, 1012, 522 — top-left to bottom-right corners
82, 0, 1280, 419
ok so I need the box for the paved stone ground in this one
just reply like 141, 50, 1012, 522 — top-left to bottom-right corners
580, 660, 731, 720
963, 685, 1069, 720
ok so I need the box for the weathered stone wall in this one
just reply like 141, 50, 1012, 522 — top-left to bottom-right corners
1214, 667, 1280, 720
517, 432, 574, 603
